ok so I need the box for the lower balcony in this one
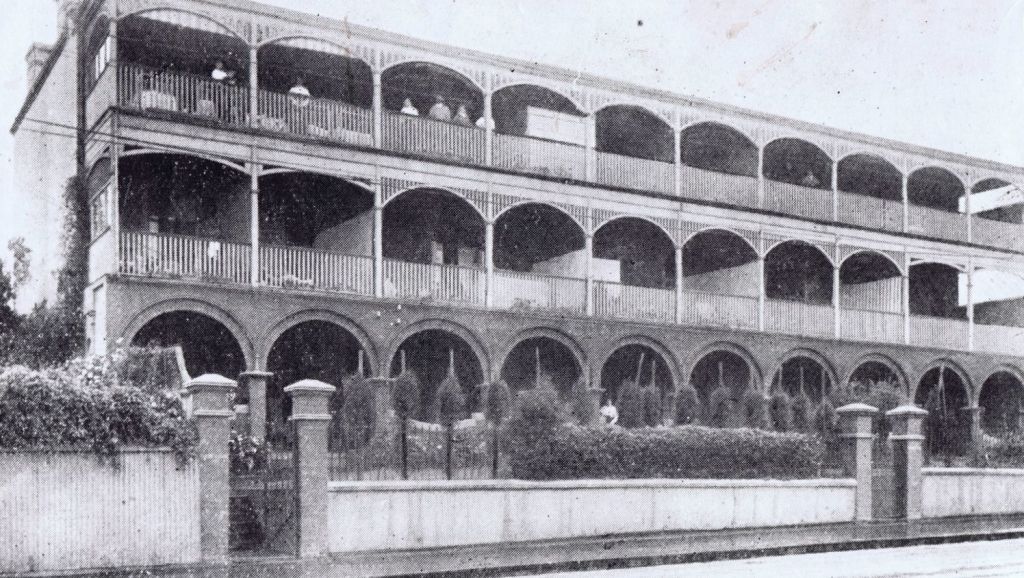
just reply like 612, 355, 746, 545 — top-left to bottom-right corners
764, 181, 832, 221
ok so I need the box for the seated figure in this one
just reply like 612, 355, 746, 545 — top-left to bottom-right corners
400, 98, 420, 116
452, 104, 472, 126
427, 95, 452, 121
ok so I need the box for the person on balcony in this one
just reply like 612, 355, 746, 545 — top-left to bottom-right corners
428, 95, 452, 122
453, 104, 472, 126
475, 114, 493, 129
799, 170, 821, 188
400, 98, 419, 116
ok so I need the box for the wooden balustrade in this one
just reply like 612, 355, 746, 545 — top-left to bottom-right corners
679, 290, 759, 330
679, 166, 759, 208
118, 64, 248, 126
491, 270, 587, 314
841, 308, 903, 344
593, 281, 676, 324
383, 259, 485, 306
260, 244, 373, 295
910, 315, 969, 351
974, 323, 1024, 357
764, 299, 834, 338
837, 191, 903, 232
595, 151, 674, 194
908, 205, 968, 242
493, 133, 587, 180
119, 231, 251, 285
381, 111, 485, 164
256, 89, 372, 145
764, 180, 833, 221
972, 216, 1024, 252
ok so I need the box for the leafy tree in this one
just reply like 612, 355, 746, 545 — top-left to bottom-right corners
6, 237, 31, 293
742, 389, 771, 430
769, 391, 793, 432
483, 380, 513, 476
0, 261, 18, 363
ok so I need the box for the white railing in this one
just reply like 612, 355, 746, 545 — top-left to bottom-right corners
837, 191, 903, 232
910, 315, 968, 351
679, 166, 759, 208
765, 299, 834, 338
260, 244, 373, 295
841, 308, 903, 344
382, 111, 485, 165
383, 259, 485, 306
119, 231, 251, 285
908, 205, 967, 242
974, 323, 1024, 357
972, 216, 1024, 252
764, 180, 833, 221
118, 64, 249, 126
680, 290, 759, 330
256, 89, 372, 146
492, 270, 587, 314
595, 151, 674, 194
493, 133, 587, 180
593, 282, 675, 324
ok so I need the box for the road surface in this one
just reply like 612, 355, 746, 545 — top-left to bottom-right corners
539, 537, 1024, 577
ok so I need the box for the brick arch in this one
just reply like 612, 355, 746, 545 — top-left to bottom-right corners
496, 326, 587, 383
384, 318, 491, 381
977, 364, 1024, 407
260, 310, 379, 377
120, 298, 256, 371
770, 347, 840, 392
597, 334, 682, 391
684, 341, 764, 391
843, 353, 911, 394
913, 358, 974, 405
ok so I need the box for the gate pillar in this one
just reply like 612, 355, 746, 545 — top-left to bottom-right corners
888, 405, 928, 520
285, 379, 336, 558
837, 402, 878, 521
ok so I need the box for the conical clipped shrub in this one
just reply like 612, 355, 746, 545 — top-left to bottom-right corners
674, 385, 704, 426
484, 380, 513, 426
742, 389, 770, 430
342, 375, 376, 446
616, 379, 645, 428
434, 373, 466, 427
769, 390, 793, 432
708, 386, 734, 428
813, 397, 841, 460
567, 378, 594, 425
641, 385, 662, 427
392, 371, 421, 420
791, 393, 813, 433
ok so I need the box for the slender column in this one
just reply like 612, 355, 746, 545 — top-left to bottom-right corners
961, 405, 983, 464
483, 91, 494, 166
965, 184, 973, 243
110, 143, 121, 266
485, 220, 495, 308
239, 371, 272, 441
185, 374, 236, 563
249, 47, 258, 127
584, 115, 597, 182
833, 260, 841, 339
888, 405, 928, 520
249, 163, 260, 287
757, 147, 765, 209
585, 233, 595, 316
831, 160, 839, 221
901, 174, 910, 233
372, 70, 383, 148
903, 254, 911, 345
757, 232, 766, 332
837, 403, 878, 521
285, 379, 336, 558
373, 183, 384, 298
675, 245, 684, 324
673, 127, 682, 197
966, 264, 975, 351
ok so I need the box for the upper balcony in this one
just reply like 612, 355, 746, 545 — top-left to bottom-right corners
83, 6, 1024, 254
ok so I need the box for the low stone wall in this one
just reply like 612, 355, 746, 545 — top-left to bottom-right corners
327, 478, 857, 553
0, 449, 201, 575
922, 467, 1024, 518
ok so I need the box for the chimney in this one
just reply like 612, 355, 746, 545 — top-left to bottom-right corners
26, 43, 54, 88
55, 0, 85, 34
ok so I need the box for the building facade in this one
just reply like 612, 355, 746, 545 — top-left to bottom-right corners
13, 0, 1024, 444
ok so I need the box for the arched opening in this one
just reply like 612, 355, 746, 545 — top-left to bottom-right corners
594, 105, 673, 163
679, 122, 758, 177
492, 84, 588, 178
971, 178, 1021, 224
382, 62, 484, 122
265, 321, 368, 442
131, 311, 244, 380
500, 336, 582, 396
689, 350, 753, 402
840, 252, 903, 342
593, 218, 676, 322
849, 360, 904, 391
908, 167, 965, 213
765, 241, 833, 304
389, 329, 485, 422
916, 366, 971, 460
763, 138, 831, 190
772, 356, 832, 402
493, 203, 587, 312
681, 229, 760, 329
837, 154, 902, 201
979, 371, 1024, 436
601, 344, 674, 405
909, 263, 966, 320
118, 154, 247, 241
118, 12, 249, 121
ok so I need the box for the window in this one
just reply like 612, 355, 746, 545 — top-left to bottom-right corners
90, 184, 111, 238
92, 35, 114, 81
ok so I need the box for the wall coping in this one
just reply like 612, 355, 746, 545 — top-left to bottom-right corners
0, 446, 175, 456
923, 467, 1024, 477
329, 478, 857, 493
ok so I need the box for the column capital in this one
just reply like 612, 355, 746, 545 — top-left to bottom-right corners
185, 374, 237, 417
285, 379, 336, 421
836, 402, 879, 417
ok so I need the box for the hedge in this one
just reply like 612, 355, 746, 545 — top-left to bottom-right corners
506, 423, 823, 480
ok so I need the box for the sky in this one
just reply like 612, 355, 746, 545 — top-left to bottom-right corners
0, 0, 1023, 270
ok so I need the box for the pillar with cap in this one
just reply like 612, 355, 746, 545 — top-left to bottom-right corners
239, 370, 273, 441
836, 402, 878, 521
185, 374, 236, 563
285, 379, 336, 558
887, 405, 929, 520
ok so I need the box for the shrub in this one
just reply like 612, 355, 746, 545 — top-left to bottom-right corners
503, 387, 563, 479
674, 385, 704, 426
770, 391, 793, 432
707, 386, 735, 428
484, 380, 513, 425
791, 394, 813, 432
813, 398, 841, 461
641, 385, 662, 427
616, 379, 645, 428
983, 431, 1024, 467
507, 424, 822, 480
566, 379, 592, 425
434, 374, 466, 427
392, 371, 421, 420
742, 390, 771, 430
341, 376, 376, 447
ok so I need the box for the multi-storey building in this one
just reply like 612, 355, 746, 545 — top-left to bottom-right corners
14, 0, 1024, 446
